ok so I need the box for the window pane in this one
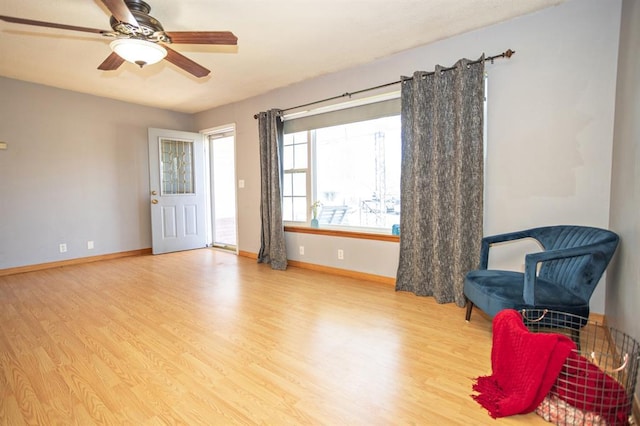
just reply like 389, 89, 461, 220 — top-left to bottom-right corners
292, 197, 307, 222
160, 138, 194, 195
283, 131, 309, 223
314, 115, 401, 229
293, 131, 308, 144
283, 197, 293, 221
283, 173, 293, 196
283, 145, 294, 170
292, 172, 306, 196
284, 133, 294, 146
294, 143, 308, 168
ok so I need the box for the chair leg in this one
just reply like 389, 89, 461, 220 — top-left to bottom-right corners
465, 300, 474, 321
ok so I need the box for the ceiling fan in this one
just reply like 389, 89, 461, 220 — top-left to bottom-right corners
0, 0, 238, 78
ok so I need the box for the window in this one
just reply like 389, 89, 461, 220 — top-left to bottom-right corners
282, 132, 308, 221
282, 95, 401, 231
160, 138, 194, 195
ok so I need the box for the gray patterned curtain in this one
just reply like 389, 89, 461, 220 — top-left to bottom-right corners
257, 109, 287, 270
395, 57, 485, 306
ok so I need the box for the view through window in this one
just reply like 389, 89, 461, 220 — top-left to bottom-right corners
283, 113, 401, 231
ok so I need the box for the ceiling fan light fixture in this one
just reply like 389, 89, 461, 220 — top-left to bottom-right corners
110, 38, 167, 67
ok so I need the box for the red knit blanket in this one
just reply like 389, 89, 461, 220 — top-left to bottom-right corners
472, 309, 576, 418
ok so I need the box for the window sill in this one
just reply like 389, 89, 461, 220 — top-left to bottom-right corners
284, 226, 400, 242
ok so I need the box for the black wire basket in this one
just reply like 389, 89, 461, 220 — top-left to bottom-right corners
520, 309, 639, 426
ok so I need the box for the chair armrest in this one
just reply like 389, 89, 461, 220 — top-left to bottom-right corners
522, 244, 606, 305
479, 229, 540, 269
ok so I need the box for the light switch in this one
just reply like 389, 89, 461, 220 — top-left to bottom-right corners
238, 179, 245, 188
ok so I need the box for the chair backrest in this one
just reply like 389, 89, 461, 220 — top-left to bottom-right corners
528, 226, 619, 302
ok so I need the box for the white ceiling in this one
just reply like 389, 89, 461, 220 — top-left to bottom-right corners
0, 0, 564, 114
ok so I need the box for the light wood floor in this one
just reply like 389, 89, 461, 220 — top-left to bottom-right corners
0, 249, 549, 425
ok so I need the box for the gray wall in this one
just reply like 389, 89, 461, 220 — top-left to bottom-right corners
0, 78, 194, 268
0, 0, 629, 317
608, 0, 640, 353
194, 0, 622, 313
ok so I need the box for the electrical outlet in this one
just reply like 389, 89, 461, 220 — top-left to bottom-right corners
87, 241, 94, 250
59, 243, 67, 253
337, 249, 344, 260
299, 246, 304, 255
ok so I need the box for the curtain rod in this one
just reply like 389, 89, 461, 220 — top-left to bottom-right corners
253, 49, 514, 119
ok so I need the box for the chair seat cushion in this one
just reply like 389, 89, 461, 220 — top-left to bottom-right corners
464, 270, 589, 319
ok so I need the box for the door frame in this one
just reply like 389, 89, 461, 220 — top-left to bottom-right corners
201, 124, 239, 253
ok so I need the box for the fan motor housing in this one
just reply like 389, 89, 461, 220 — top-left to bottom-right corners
109, 0, 165, 39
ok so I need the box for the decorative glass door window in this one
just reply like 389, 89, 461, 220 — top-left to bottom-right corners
160, 138, 194, 195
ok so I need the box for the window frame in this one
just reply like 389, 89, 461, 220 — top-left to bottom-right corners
282, 130, 311, 223
281, 92, 401, 235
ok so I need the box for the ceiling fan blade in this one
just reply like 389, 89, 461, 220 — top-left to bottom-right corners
97, 52, 125, 71
100, 0, 139, 27
0, 15, 106, 34
164, 46, 210, 78
165, 31, 238, 45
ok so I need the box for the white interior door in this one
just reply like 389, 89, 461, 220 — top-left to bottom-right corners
148, 128, 206, 254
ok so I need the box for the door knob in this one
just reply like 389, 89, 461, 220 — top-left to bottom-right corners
151, 199, 159, 204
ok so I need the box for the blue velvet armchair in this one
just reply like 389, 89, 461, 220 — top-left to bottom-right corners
464, 225, 619, 323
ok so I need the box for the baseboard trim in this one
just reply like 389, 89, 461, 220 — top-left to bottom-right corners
0, 248, 152, 277
287, 259, 395, 285
589, 312, 605, 324
238, 250, 258, 260
236, 251, 394, 285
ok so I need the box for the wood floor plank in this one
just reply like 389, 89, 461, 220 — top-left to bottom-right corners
0, 249, 549, 425
0, 391, 25, 426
